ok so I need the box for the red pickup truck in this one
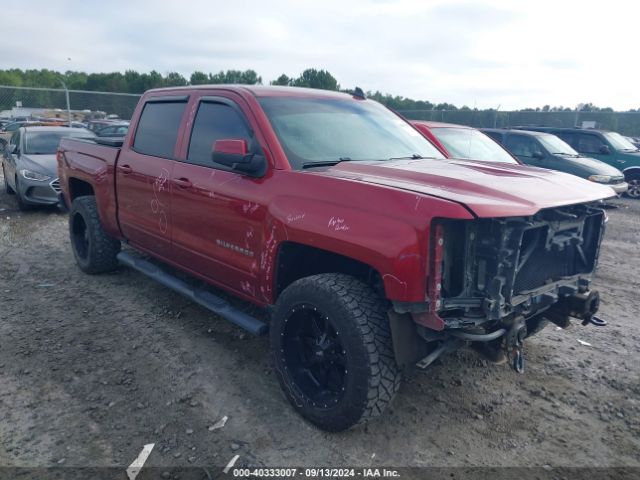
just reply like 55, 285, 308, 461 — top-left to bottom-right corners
57, 86, 613, 431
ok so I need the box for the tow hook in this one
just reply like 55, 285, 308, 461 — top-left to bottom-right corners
505, 320, 527, 374
582, 314, 607, 327
546, 289, 607, 329
512, 347, 524, 374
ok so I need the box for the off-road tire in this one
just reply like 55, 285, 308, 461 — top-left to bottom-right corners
625, 173, 640, 199
69, 195, 121, 274
2, 165, 14, 194
271, 273, 401, 431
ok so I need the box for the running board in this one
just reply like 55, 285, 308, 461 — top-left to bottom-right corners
116, 251, 268, 335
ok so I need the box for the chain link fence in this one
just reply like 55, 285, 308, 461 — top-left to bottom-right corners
1, 85, 639, 136
0, 85, 141, 122
398, 109, 640, 136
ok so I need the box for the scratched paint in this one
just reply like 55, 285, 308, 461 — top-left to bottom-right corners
382, 273, 408, 296
259, 225, 278, 301
244, 226, 255, 249
286, 213, 306, 223
328, 216, 350, 232
240, 280, 255, 296
242, 202, 260, 214
151, 168, 170, 235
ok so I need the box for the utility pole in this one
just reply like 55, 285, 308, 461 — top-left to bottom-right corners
60, 79, 71, 126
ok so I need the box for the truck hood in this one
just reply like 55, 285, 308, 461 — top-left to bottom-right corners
312, 158, 615, 218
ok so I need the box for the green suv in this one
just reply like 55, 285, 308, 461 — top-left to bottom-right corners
482, 128, 628, 195
515, 127, 640, 198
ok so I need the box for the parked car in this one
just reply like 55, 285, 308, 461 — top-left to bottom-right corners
58, 85, 613, 431
513, 127, 640, 198
0, 120, 79, 147
411, 121, 518, 163
95, 123, 129, 137
482, 128, 628, 195
2, 126, 95, 210
0, 121, 30, 143
87, 119, 129, 132
625, 136, 640, 149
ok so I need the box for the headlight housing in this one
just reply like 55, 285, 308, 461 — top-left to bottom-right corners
20, 169, 51, 182
587, 175, 612, 184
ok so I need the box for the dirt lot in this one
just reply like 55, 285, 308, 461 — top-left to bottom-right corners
0, 167, 639, 477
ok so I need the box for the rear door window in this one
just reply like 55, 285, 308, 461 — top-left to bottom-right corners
133, 100, 187, 158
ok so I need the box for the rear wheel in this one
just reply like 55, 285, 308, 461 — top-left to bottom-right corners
625, 173, 640, 199
69, 196, 121, 274
271, 273, 401, 431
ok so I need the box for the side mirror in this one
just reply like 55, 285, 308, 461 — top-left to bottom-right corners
532, 150, 545, 159
212, 139, 266, 177
9, 144, 18, 155
599, 145, 611, 154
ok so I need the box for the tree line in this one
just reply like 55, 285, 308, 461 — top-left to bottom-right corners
0, 67, 637, 113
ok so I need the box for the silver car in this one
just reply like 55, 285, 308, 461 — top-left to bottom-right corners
2, 126, 95, 210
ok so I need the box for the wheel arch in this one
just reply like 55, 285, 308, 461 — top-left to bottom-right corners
274, 241, 385, 300
622, 166, 640, 176
68, 177, 95, 201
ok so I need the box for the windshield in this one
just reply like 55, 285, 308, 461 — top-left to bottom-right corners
537, 134, 579, 155
431, 127, 516, 163
258, 97, 444, 169
603, 132, 638, 151
24, 130, 95, 154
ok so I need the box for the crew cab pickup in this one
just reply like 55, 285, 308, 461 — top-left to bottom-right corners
57, 86, 614, 431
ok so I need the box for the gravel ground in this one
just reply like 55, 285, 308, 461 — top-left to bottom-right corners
0, 168, 638, 478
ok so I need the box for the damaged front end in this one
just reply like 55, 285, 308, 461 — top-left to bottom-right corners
391, 202, 607, 372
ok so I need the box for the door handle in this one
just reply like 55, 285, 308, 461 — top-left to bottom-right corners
173, 177, 193, 189
616, 159, 626, 164
118, 164, 133, 174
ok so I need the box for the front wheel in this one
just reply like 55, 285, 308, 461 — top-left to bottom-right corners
2, 165, 14, 194
270, 273, 401, 431
625, 173, 640, 199
14, 176, 32, 211
69, 196, 121, 274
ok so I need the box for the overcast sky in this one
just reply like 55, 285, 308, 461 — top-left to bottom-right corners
5, 0, 640, 110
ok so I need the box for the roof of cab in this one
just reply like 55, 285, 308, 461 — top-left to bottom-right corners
144, 85, 354, 100
481, 128, 551, 137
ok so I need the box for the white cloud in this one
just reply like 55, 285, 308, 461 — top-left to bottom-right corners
5, 0, 640, 109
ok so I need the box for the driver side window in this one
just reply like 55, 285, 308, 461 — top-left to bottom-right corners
187, 101, 253, 168
576, 134, 605, 154
505, 135, 538, 157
